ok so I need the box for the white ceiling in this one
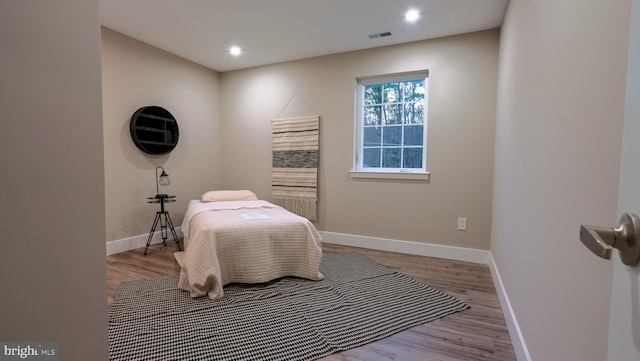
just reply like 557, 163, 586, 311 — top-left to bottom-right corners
100, 0, 508, 72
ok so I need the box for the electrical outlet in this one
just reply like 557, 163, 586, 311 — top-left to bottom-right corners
457, 217, 467, 231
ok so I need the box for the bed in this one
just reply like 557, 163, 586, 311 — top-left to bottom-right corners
176, 190, 324, 300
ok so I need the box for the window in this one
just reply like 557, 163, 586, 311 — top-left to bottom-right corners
351, 71, 429, 180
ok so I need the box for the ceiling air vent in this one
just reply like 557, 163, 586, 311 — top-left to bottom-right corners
368, 31, 392, 39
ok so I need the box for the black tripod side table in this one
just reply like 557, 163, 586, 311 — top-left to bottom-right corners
144, 194, 182, 255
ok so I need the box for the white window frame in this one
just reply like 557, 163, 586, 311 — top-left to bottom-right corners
350, 70, 430, 181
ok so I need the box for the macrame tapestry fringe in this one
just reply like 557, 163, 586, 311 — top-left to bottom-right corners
272, 115, 319, 222
272, 197, 317, 222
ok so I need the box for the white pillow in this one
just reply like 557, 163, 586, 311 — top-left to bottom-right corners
201, 190, 258, 202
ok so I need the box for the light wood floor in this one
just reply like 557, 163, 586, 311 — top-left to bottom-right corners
107, 242, 517, 361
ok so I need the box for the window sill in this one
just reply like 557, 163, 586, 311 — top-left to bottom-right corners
349, 170, 430, 181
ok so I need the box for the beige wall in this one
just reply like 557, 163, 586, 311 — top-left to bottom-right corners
220, 30, 499, 250
491, 0, 630, 360
0, 1, 108, 359
101, 28, 221, 242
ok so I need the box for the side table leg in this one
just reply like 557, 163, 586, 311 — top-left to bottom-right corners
144, 212, 161, 255
165, 212, 182, 251
160, 212, 168, 247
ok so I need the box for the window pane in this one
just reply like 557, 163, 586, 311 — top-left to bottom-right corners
363, 148, 381, 168
383, 104, 401, 125
402, 79, 425, 102
403, 125, 423, 146
403, 148, 423, 168
382, 148, 401, 168
363, 126, 382, 146
403, 101, 424, 124
364, 84, 382, 105
364, 105, 381, 125
383, 83, 401, 103
356, 72, 428, 173
383, 126, 401, 146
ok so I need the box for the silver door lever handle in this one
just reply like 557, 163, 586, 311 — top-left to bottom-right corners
580, 213, 640, 266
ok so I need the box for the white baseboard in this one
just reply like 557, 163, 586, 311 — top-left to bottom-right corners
320, 231, 530, 361
487, 253, 532, 361
320, 231, 491, 264
106, 227, 183, 256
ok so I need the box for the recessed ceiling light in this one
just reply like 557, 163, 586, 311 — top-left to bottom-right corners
405, 9, 420, 22
229, 46, 242, 56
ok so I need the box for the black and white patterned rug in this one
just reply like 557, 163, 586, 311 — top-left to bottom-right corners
109, 252, 469, 361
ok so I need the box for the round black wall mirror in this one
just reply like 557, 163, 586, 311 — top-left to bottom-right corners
130, 106, 179, 155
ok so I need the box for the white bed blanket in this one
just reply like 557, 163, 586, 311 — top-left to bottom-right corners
178, 200, 323, 300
